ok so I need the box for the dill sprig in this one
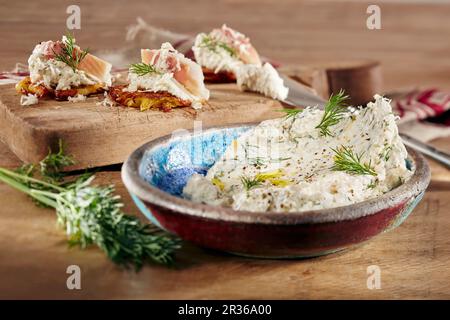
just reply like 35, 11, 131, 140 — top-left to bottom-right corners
248, 157, 266, 166
240, 175, 262, 191
248, 157, 291, 165
15, 163, 35, 177
0, 142, 180, 269
130, 62, 162, 77
315, 89, 349, 136
13, 141, 74, 208
278, 108, 303, 119
380, 145, 393, 162
240, 169, 289, 190
200, 35, 237, 57
53, 32, 89, 72
40, 140, 74, 182
55, 176, 180, 267
367, 180, 378, 189
331, 145, 377, 176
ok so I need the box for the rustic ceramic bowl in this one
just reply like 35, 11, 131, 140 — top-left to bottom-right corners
122, 124, 430, 258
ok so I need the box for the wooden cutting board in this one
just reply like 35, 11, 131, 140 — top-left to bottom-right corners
0, 62, 380, 170
0, 83, 286, 170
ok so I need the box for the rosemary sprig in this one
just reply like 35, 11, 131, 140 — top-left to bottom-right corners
278, 108, 303, 119
0, 142, 180, 269
240, 175, 262, 191
130, 62, 162, 76
53, 32, 89, 72
331, 145, 377, 176
200, 35, 237, 57
315, 89, 349, 136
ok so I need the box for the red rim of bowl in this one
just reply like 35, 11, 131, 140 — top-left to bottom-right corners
121, 123, 431, 225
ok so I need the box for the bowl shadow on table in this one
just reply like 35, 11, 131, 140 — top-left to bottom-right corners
171, 237, 371, 271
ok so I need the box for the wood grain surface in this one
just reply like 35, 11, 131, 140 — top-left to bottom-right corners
1, 0, 450, 299
0, 140, 449, 299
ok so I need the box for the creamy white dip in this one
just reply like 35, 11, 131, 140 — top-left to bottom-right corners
28, 40, 98, 91
183, 95, 412, 212
236, 63, 288, 100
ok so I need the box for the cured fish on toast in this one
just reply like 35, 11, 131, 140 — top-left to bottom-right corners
108, 42, 209, 111
16, 34, 112, 104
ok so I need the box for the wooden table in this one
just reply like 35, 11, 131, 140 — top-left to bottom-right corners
1, 0, 450, 299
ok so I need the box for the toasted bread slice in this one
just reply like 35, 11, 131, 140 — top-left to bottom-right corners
54, 83, 105, 100
202, 67, 236, 83
15, 77, 51, 98
108, 85, 191, 112
16, 76, 105, 101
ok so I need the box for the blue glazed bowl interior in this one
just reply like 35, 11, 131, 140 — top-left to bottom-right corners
139, 126, 251, 197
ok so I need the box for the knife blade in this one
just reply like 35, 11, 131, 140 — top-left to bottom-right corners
280, 74, 327, 109
399, 134, 450, 169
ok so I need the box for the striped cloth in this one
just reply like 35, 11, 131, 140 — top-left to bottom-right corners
393, 89, 450, 142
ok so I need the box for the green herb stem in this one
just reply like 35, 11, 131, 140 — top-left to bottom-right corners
240, 175, 262, 191
331, 145, 377, 176
0, 167, 64, 192
53, 32, 89, 72
0, 172, 57, 208
315, 89, 349, 136
130, 62, 161, 77
278, 108, 303, 119
200, 35, 237, 57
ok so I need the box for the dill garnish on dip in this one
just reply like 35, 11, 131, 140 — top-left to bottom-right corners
183, 93, 413, 212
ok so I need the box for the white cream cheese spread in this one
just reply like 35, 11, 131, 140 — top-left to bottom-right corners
19, 93, 39, 106
193, 33, 242, 74
67, 94, 87, 103
183, 95, 412, 212
127, 72, 205, 109
236, 63, 289, 100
